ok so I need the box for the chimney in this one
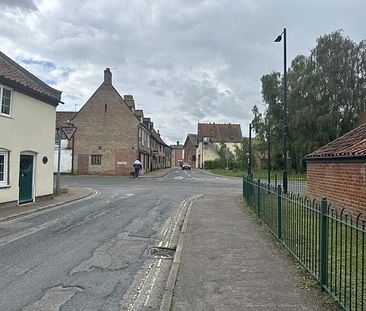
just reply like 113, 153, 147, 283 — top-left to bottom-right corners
124, 95, 135, 111
104, 68, 112, 84
177, 141, 179, 145
150, 122, 154, 130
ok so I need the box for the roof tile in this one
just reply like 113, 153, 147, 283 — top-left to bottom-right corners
0, 51, 61, 103
197, 123, 242, 143
305, 123, 366, 160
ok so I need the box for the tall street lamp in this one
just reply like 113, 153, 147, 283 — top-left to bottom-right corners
247, 123, 253, 178
275, 27, 288, 194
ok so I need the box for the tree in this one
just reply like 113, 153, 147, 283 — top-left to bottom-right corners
255, 30, 366, 172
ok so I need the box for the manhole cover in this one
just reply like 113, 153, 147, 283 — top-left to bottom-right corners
149, 246, 175, 259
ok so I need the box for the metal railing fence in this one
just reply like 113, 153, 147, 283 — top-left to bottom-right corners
243, 176, 366, 311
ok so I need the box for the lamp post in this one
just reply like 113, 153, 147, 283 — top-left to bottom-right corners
267, 121, 271, 186
55, 127, 62, 194
247, 123, 253, 178
275, 27, 288, 194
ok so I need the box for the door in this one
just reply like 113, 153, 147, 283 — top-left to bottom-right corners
19, 154, 34, 204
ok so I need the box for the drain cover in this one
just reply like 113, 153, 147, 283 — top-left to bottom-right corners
149, 246, 175, 259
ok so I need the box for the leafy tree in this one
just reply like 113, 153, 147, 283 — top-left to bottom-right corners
218, 141, 234, 161
254, 30, 366, 172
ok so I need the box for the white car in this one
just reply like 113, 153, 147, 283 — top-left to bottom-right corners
182, 162, 191, 170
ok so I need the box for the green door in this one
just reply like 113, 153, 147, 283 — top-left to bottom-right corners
19, 154, 34, 204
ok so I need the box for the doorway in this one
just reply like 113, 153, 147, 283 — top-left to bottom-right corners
19, 154, 34, 204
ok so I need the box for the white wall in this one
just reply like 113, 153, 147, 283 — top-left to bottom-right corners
54, 140, 73, 173
0, 91, 56, 204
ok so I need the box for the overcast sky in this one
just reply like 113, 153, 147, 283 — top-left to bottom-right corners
0, 0, 364, 145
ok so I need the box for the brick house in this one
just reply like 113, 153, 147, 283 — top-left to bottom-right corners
170, 141, 184, 167
0, 51, 61, 205
150, 128, 171, 170
72, 68, 158, 176
183, 134, 197, 168
305, 122, 366, 216
196, 123, 242, 168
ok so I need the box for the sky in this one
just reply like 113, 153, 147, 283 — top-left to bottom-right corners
0, 0, 365, 145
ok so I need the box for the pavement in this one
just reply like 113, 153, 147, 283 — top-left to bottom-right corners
0, 169, 337, 310
165, 191, 338, 311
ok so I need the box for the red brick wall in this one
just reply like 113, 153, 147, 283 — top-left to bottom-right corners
307, 161, 366, 216
184, 140, 197, 168
171, 148, 184, 166
73, 83, 139, 175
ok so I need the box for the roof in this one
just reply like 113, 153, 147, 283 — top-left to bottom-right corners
151, 129, 169, 147
56, 111, 77, 129
0, 51, 61, 105
305, 123, 366, 160
188, 133, 197, 145
183, 133, 198, 148
197, 123, 242, 143
170, 144, 183, 149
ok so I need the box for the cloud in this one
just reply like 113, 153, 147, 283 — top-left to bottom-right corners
0, 0, 365, 144
0, 0, 38, 11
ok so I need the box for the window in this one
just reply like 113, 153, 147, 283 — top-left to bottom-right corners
0, 86, 12, 116
91, 155, 102, 165
0, 150, 9, 187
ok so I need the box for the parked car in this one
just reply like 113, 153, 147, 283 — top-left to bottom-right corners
182, 162, 191, 170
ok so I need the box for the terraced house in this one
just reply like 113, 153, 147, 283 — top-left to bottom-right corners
0, 51, 61, 206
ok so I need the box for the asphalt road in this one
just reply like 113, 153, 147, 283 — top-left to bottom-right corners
0, 168, 241, 311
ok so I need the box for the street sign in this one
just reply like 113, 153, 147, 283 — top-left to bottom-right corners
61, 126, 77, 140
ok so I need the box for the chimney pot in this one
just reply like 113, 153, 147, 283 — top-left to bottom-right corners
104, 68, 112, 84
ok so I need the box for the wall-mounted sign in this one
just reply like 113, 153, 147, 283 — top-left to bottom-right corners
42, 156, 48, 164
116, 161, 127, 165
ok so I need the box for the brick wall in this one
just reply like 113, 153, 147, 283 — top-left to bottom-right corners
171, 148, 184, 166
307, 161, 366, 216
73, 81, 139, 176
184, 140, 197, 168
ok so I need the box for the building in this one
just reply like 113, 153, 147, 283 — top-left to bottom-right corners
170, 141, 184, 167
0, 51, 61, 205
54, 111, 77, 173
72, 68, 170, 176
150, 128, 171, 170
196, 123, 242, 168
305, 121, 366, 216
183, 134, 197, 168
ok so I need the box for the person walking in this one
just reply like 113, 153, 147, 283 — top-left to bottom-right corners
133, 159, 142, 178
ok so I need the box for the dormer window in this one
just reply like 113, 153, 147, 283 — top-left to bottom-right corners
0, 85, 12, 116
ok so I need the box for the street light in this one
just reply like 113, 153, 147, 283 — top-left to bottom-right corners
247, 123, 253, 178
275, 27, 288, 194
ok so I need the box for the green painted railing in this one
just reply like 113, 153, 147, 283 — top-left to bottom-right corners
243, 176, 366, 311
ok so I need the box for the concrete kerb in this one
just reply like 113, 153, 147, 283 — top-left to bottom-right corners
160, 194, 203, 311
0, 187, 94, 222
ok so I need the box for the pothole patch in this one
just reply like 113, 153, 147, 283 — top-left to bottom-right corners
149, 246, 175, 259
